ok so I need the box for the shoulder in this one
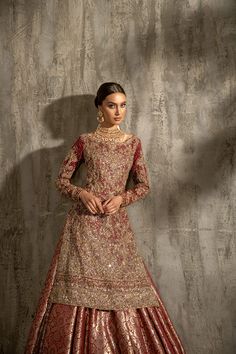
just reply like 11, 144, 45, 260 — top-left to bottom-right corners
129, 134, 142, 146
122, 131, 140, 142
71, 134, 87, 153
72, 133, 87, 145
78, 133, 88, 141
127, 131, 141, 140
131, 136, 146, 160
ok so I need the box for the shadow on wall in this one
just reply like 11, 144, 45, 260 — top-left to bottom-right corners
121, 3, 236, 351
147, 3, 236, 247
0, 95, 97, 354
121, 1, 236, 224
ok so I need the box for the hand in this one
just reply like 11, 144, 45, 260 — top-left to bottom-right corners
102, 195, 123, 215
79, 189, 105, 215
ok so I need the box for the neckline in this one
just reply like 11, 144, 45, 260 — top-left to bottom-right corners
95, 123, 121, 133
88, 132, 135, 144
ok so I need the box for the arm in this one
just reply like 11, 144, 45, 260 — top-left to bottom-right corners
55, 135, 85, 202
119, 138, 150, 207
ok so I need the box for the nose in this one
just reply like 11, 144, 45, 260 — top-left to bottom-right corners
115, 106, 120, 115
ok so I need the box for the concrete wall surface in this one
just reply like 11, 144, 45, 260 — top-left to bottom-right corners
0, 1, 235, 353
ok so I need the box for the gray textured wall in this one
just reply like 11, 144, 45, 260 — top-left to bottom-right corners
1, 1, 236, 353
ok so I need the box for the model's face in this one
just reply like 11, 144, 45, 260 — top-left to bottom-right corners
98, 92, 127, 127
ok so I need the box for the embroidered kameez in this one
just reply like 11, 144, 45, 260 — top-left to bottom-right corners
25, 132, 186, 353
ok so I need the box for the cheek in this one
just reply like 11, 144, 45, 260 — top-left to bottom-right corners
104, 108, 114, 117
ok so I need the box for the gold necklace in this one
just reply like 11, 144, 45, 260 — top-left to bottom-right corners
94, 123, 128, 142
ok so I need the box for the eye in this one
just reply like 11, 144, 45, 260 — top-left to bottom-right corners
121, 103, 126, 108
108, 104, 115, 108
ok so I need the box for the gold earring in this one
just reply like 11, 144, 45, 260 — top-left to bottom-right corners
97, 110, 104, 123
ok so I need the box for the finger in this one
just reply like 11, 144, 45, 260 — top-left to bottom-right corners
102, 198, 113, 207
103, 200, 115, 210
105, 203, 117, 213
104, 206, 114, 214
87, 202, 98, 214
105, 208, 117, 215
96, 200, 105, 213
87, 206, 96, 214
106, 210, 117, 215
89, 199, 101, 213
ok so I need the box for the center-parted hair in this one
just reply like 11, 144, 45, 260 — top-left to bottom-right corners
94, 82, 126, 108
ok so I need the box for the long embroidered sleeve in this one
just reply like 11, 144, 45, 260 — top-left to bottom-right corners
55, 136, 85, 202
119, 138, 150, 207
49, 132, 161, 311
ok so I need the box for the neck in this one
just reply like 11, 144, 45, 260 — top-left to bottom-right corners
94, 120, 129, 142
97, 123, 121, 131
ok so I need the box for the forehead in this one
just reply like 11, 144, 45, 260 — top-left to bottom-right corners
104, 92, 126, 102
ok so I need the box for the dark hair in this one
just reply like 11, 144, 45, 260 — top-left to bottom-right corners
94, 82, 126, 108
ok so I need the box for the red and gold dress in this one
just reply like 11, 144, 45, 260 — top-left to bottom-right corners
25, 130, 186, 353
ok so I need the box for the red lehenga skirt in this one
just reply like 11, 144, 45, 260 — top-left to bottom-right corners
25, 237, 186, 354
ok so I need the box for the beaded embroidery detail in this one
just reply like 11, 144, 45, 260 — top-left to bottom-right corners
49, 132, 159, 310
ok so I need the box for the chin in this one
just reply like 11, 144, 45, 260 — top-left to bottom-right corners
113, 120, 122, 124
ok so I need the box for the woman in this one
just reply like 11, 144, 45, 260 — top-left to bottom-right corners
25, 82, 186, 353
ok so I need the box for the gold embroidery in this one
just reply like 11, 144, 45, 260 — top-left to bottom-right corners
94, 123, 134, 143
50, 132, 159, 309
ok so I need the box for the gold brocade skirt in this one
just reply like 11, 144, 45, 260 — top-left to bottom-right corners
24, 233, 186, 354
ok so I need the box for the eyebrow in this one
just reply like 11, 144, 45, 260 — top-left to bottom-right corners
106, 101, 126, 104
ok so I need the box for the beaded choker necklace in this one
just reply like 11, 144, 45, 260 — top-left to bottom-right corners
94, 123, 130, 142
